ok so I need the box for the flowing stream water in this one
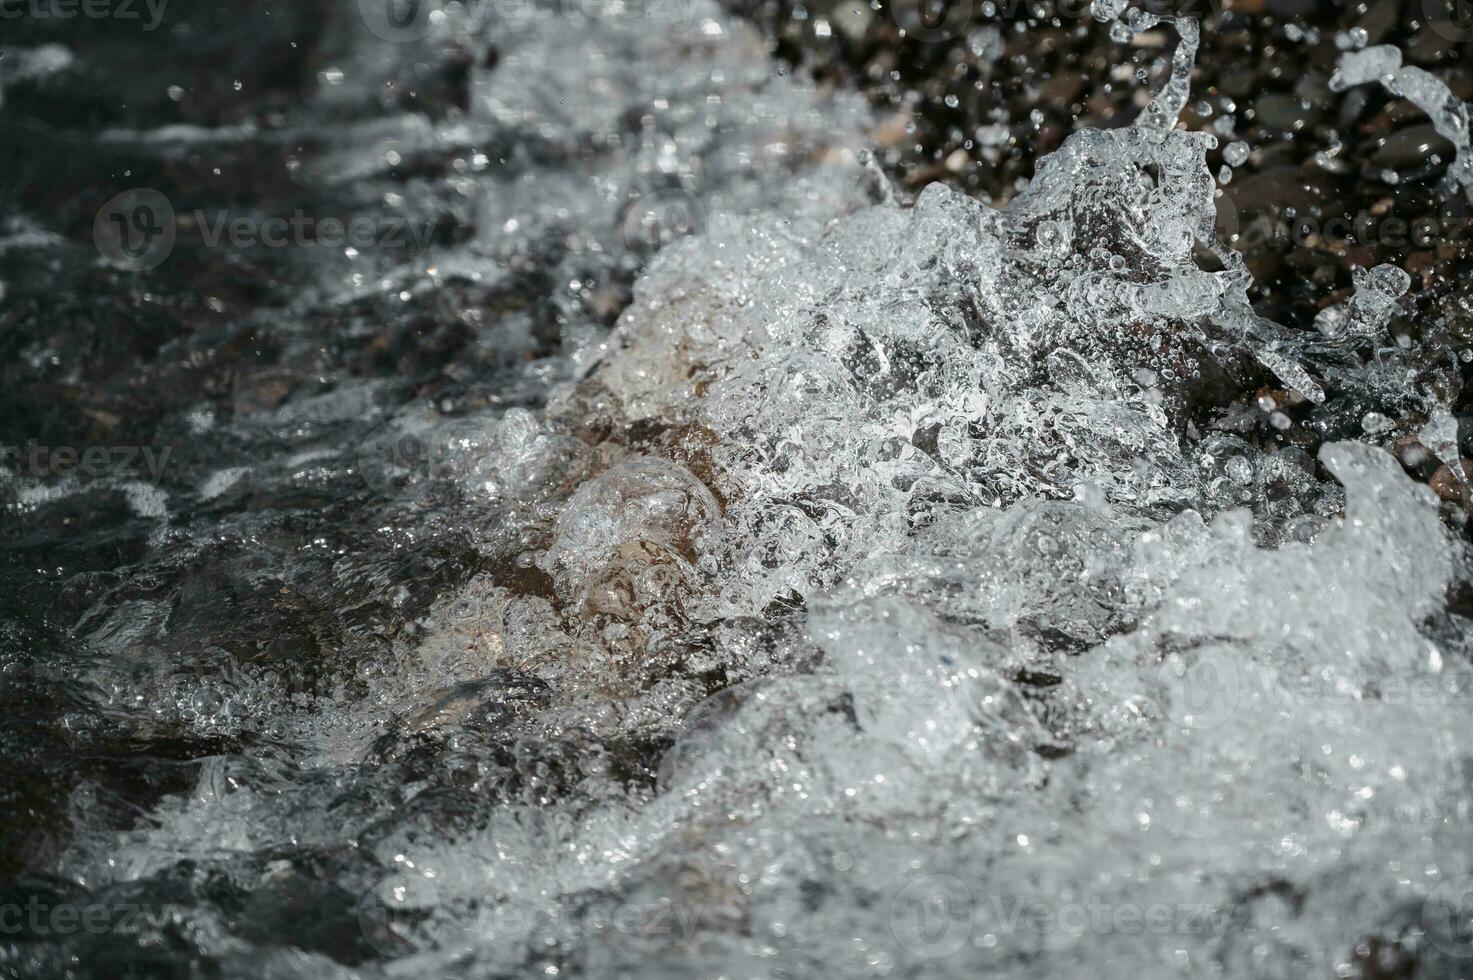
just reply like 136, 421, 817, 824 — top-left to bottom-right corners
4, 2, 1473, 978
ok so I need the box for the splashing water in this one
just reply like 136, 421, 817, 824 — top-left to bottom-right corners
11, 4, 1473, 980
1331, 44, 1473, 200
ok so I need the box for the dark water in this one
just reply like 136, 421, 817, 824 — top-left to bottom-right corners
2, 4, 591, 974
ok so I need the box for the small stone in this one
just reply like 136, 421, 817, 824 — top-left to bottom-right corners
1372, 123, 1455, 170
1361, 411, 1394, 435
1430, 461, 1473, 501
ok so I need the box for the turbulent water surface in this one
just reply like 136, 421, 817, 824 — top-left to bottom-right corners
5, 1, 1473, 978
